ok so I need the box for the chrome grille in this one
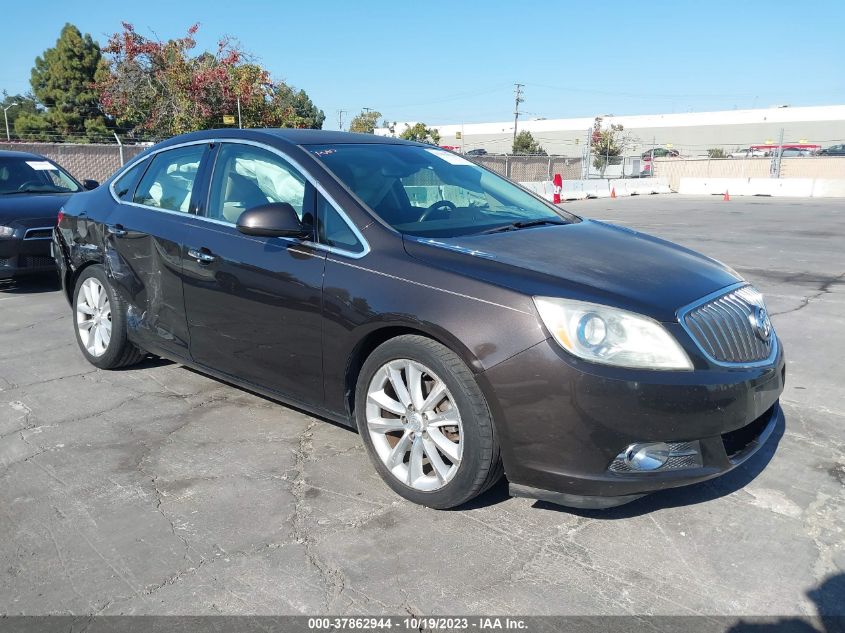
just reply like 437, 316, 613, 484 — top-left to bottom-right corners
682, 285, 774, 364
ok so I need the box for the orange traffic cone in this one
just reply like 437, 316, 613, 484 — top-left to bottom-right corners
723, 190, 730, 201
611, 187, 617, 199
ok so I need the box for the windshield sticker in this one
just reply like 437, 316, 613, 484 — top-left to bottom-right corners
424, 149, 475, 166
25, 161, 58, 171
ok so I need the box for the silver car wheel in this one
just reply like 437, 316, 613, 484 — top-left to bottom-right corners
365, 359, 463, 491
76, 277, 112, 357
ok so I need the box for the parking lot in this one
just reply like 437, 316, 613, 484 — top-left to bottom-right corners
1, 195, 843, 618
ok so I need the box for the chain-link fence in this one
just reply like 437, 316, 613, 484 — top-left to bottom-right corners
468, 155, 583, 181
468, 154, 653, 181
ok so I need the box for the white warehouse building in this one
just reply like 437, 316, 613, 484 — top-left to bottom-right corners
375, 105, 845, 156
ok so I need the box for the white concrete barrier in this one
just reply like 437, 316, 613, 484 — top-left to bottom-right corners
609, 178, 671, 196
678, 177, 845, 197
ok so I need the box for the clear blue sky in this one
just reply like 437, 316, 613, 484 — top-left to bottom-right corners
2, 0, 843, 128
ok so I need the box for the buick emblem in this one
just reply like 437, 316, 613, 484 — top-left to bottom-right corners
750, 306, 772, 342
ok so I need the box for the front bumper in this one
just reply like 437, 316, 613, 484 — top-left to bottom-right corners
479, 337, 785, 509
0, 233, 55, 279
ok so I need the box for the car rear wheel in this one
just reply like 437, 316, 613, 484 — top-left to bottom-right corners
73, 266, 144, 369
355, 335, 502, 509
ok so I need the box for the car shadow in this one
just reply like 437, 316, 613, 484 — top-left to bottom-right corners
180, 366, 358, 434
527, 411, 786, 519
725, 572, 845, 632
0, 273, 61, 294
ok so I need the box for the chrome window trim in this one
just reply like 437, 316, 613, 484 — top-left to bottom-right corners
676, 282, 779, 368
108, 138, 370, 260
23, 226, 54, 240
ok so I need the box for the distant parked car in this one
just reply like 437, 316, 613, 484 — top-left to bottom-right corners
729, 148, 768, 158
640, 148, 679, 176
780, 148, 813, 157
465, 149, 488, 156
641, 148, 680, 160
0, 151, 97, 280
818, 144, 845, 156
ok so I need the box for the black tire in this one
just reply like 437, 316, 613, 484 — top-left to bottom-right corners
355, 335, 502, 509
72, 266, 144, 370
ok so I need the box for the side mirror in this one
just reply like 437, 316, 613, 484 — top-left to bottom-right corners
236, 202, 309, 238
82, 179, 99, 190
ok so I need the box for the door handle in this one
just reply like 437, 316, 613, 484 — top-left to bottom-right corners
187, 247, 216, 263
107, 224, 127, 237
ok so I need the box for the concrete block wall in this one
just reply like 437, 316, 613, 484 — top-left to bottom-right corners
0, 142, 147, 183
654, 156, 845, 191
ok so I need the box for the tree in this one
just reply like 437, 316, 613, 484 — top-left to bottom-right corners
96, 23, 324, 140
399, 122, 440, 145
15, 24, 107, 142
349, 110, 382, 134
591, 117, 625, 175
1, 92, 38, 139
707, 148, 726, 158
512, 130, 546, 155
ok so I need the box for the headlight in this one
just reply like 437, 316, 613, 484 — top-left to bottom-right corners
533, 296, 693, 370
0, 226, 14, 238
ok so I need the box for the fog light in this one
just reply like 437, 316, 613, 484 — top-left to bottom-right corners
623, 442, 671, 471
609, 440, 703, 473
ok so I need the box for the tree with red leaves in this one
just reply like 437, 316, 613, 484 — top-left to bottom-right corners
96, 23, 324, 140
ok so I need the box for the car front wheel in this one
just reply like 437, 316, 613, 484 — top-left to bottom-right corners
355, 335, 503, 509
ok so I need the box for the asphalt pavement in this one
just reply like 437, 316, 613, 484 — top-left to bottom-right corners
1, 195, 843, 618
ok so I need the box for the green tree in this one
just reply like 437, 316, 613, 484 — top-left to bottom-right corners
1, 92, 38, 140
707, 148, 726, 158
512, 130, 546, 155
348, 110, 382, 134
96, 23, 324, 140
16, 24, 107, 142
399, 122, 440, 145
591, 117, 625, 175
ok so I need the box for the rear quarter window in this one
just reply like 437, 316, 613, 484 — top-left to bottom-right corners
112, 159, 149, 201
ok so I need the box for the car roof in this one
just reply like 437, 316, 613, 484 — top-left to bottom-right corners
0, 149, 49, 160
153, 128, 419, 149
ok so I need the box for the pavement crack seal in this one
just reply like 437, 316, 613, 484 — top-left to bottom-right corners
770, 271, 845, 316
291, 420, 346, 612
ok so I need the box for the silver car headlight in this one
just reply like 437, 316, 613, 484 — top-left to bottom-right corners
533, 296, 693, 370
0, 226, 14, 238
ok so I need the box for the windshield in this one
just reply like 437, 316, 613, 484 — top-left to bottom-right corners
310, 143, 576, 237
0, 157, 81, 195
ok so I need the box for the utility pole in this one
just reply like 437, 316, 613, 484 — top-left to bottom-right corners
337, 109, 347, 131
362, 107, 373, 113
512, 83, 524, 146
237, 96, 242, 129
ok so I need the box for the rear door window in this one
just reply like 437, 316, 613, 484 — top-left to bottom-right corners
134, 145, 205, 212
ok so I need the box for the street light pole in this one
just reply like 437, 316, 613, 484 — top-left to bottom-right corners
3, 103, 18, 142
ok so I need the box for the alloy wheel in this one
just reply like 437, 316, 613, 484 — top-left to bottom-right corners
76, 277, 112, 357
365, 359, 463, 491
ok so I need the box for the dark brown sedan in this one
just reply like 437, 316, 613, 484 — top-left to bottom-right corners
53, 129, 785, 509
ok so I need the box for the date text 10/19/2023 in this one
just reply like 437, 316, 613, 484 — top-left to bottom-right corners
308, 617, 529, 630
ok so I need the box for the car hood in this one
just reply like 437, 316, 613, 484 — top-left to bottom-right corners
0, 192, 71, 225
402, 219, 743, 322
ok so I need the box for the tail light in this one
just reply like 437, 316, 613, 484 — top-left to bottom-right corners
57, 208, 64, 225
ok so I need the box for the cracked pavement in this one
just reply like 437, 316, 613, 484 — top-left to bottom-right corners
0, 195, 843, 617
